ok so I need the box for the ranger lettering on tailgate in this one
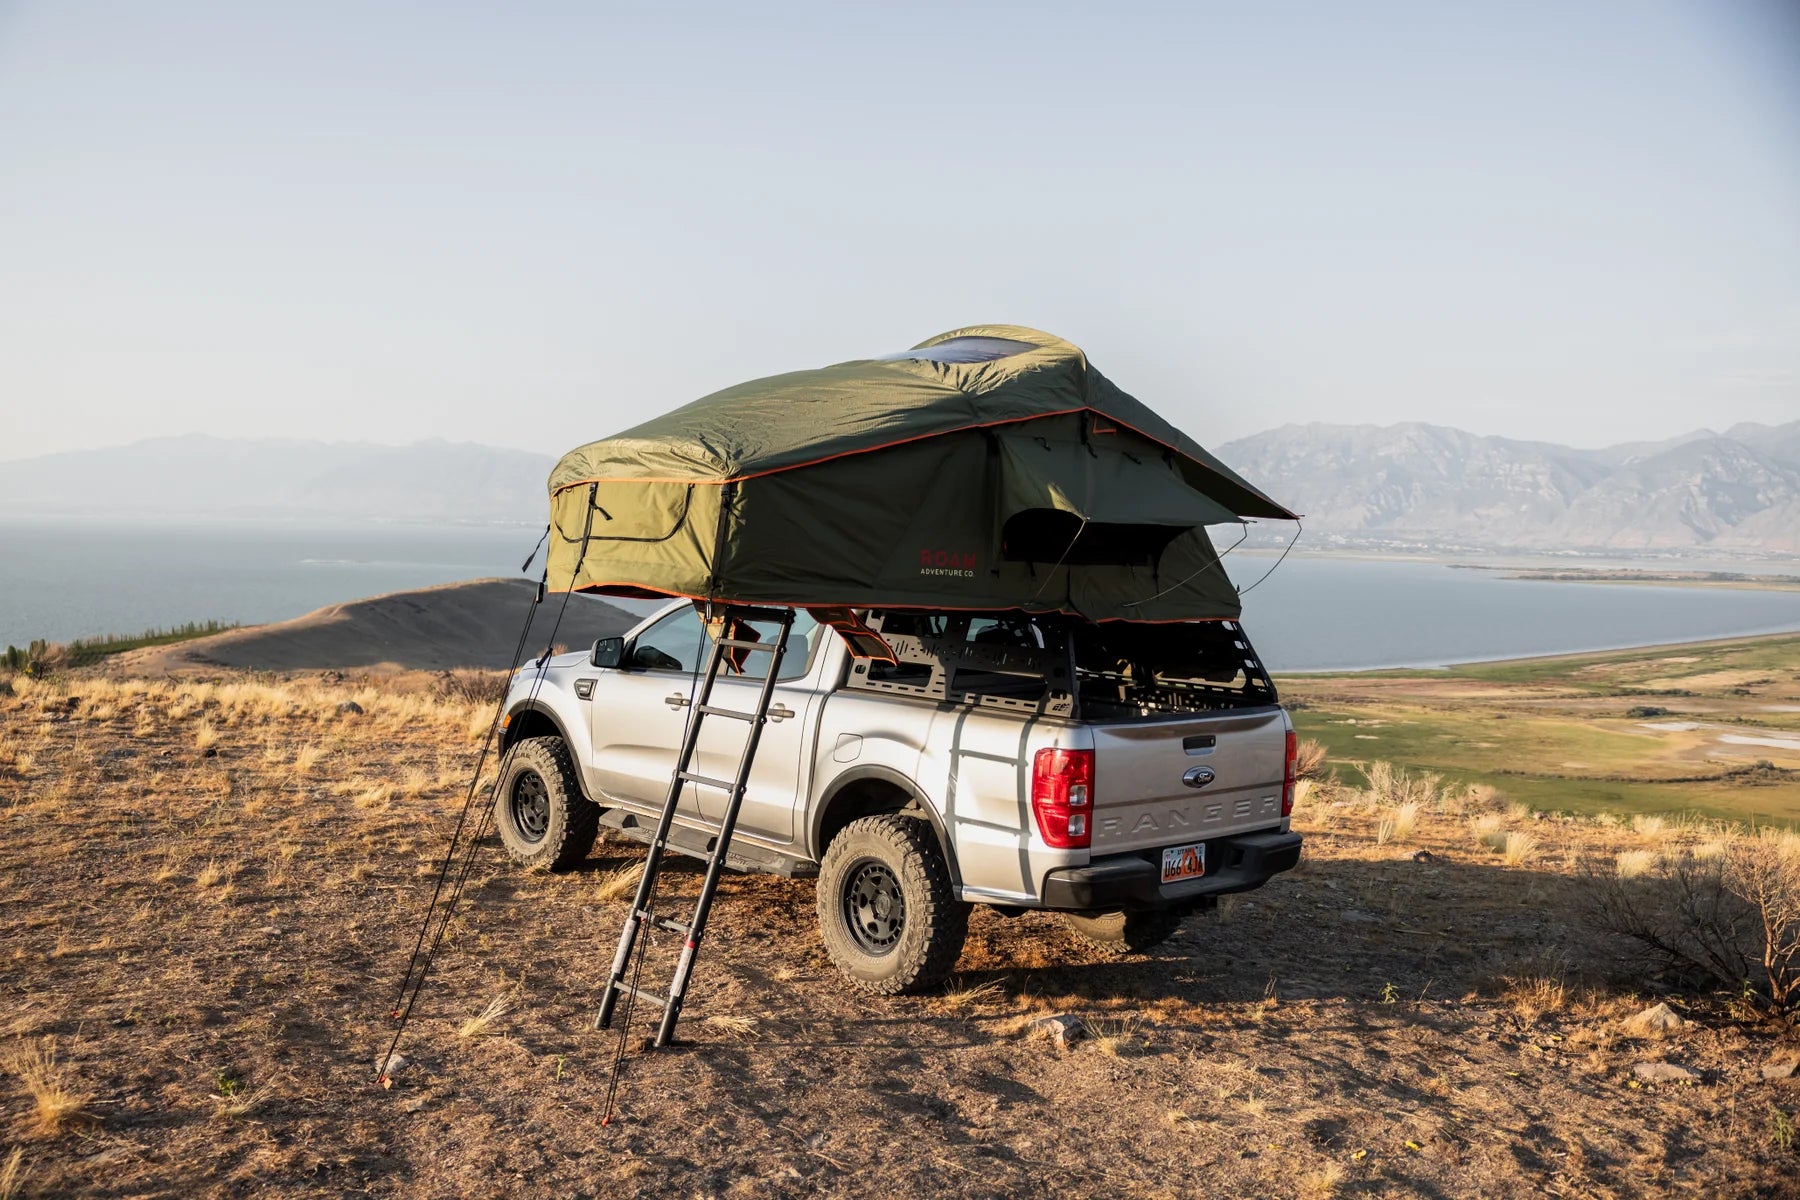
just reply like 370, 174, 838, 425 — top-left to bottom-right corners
1097, 793, 1282, 841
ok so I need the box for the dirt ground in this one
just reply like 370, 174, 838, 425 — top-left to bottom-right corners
2, 671, 1797, 1198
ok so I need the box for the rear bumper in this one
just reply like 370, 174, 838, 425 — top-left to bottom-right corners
1039, 829, 1303, 912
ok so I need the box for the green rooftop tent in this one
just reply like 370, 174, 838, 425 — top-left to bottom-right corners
544, 325, 1296, 623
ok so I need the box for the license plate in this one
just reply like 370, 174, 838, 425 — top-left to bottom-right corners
1160, 841, 1206, 883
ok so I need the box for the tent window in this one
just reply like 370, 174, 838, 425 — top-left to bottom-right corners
877, 337, 1039, 364
994, 431, 1237, 568
1001, 510, 1183, 567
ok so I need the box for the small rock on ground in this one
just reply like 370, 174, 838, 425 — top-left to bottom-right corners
1027, 1015, 1084, 1049
1633, 1062, 1700, 1084
1629, 1002, 1685, 1032
1763, 1060, 1800, 1081
337, 700, 365, 716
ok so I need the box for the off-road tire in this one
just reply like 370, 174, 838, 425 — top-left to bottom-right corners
1062, 908, 1185, 955
493, 736, 598, 871
816, 814, 970, 995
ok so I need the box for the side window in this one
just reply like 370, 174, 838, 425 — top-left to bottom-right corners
628, 606, 821, 681
629, 606, 705, 674
725, 612, 822, 682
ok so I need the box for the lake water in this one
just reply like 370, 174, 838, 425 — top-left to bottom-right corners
2, 518, 1797, 671
1221, 553, 1800, 671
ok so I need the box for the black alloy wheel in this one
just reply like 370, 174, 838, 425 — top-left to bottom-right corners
815, 814, 970, 994
843, 859, 906, 954
509, 770, 551, 844
493, 736, 600, 871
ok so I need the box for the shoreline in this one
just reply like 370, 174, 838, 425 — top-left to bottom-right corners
1448, 564, 1800, 592
1277, 627, 1800, 678
1228, 545, 1800, 572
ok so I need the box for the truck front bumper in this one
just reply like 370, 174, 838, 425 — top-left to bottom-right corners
1039, 829, 1303, 912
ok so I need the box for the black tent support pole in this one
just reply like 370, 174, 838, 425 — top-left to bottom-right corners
378, 491, 596, 1087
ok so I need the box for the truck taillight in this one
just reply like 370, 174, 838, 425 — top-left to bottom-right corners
1031, 748, 1094, 850
1281, 729, 1298, 817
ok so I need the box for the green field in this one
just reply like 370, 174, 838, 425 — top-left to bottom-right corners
1278, 633, 1800, 824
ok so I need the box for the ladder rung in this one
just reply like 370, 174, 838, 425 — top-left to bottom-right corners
694, 704, 758, 722
718, 604, 795, 623
651, 915, 691, 936
613, 982, 667, 1009
677, 770, 738, 792
715, 637, 776, 652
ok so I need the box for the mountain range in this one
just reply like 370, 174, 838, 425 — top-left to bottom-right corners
2, 423, 1797, 556
1216, 420, 1800, 556
0, 436, 551, 526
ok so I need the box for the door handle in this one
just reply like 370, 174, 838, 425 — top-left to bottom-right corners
664, 693, 690, 709
768, 703, 794, 722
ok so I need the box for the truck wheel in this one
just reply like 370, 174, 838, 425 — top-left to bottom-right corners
1062, 908, 1184, 955
817, 814, 970, 995
493, 736, 598, 871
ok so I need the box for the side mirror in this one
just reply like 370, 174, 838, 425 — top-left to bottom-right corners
591, 636, 626, 669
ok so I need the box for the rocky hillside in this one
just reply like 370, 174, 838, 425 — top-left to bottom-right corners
1219, 421, 1800, 555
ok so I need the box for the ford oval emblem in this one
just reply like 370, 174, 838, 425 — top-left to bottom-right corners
1181, 766, 1216, 789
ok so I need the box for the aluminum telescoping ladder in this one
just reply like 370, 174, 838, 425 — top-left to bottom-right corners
595, 603, 795, 1049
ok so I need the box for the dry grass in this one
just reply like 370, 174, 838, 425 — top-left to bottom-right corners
457, 994, 513, 1039
1294, 738, 1328, 778
1300, 1162, 1346, 1199
593, 862, 644, 904
1363, 761, 1444, 812
1378, 800, 1422, 845
1085, 1015, 1147, 1057
193, 720, 219, 751
211, 1079, 267, 1119
1616, 849, 1660, 879
0, 1147, 23, 1200
1501, 831, 1539, 866
934, 978, 1005, 1011
1497, 956, 1570, 1024
1468, 816, 1539, 865
988, 1009, 1053, 1039
291, 743, 325, 775
1470, 813, 1506, 848
3, 1041, 91, 1133
701, 1014, 760, 1042
354, 783, 394, 811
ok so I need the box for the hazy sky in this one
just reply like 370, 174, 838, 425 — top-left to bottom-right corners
2, 1, 1797, 461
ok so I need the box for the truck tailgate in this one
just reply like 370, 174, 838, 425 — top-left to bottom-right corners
1089, 707, 1288, 854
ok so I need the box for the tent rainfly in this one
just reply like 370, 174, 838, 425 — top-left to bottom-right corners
544, 325, 1296, 623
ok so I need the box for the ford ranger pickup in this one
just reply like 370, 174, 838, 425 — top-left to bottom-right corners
494, 603, 1301, 993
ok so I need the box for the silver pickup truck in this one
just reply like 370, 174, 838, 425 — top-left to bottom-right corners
494, 602, 1301, 994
